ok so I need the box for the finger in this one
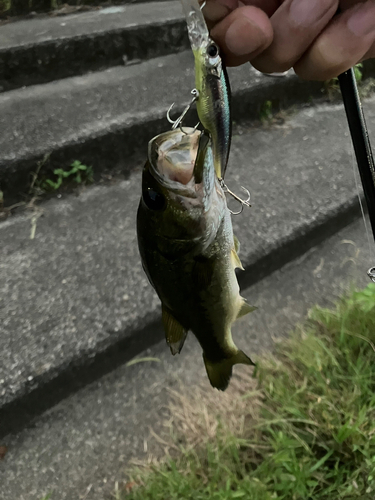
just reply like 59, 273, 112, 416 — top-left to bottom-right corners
250, 0, 339, 74
210, 6, 273, 66
203, 0, 280, 28
294, 1, 375, 80
203, 0, 238, 28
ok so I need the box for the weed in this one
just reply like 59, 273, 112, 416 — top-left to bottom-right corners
122, 283, 375, 500
259, 100, 273, 123
42, 161, 93, 191
354, 63, 364, 84
325, 63, 364, 100
39, 494, 52, 500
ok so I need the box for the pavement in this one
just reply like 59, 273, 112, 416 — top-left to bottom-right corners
0, 215, 373, 500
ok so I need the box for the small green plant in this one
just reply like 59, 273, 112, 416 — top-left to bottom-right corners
0, 0, 11, 14
39, 494, 52, 500
325, 62, 364, 99
259, 100, 273, 123
354, 62, 364, 84
43, 160, 93, 191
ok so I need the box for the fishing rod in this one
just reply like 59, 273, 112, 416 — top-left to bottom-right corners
338, 67, 375, 283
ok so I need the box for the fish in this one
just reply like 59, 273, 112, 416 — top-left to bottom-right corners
181, 0, 231, 180
136, 128, 255, 391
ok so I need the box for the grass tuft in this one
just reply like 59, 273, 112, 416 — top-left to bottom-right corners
120, 284, 375, 500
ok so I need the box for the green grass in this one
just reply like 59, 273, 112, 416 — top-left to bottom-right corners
120, 283, 375, 500
325, 63, 364, 100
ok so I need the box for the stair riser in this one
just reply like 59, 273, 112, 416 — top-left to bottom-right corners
0, 20, 188, 92
0, 77, 326, 205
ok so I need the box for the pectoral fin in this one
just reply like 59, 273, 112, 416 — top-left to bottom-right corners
162, 305, 188, 355
203, 350, 255, 391
192, 256, 215, 289
237, 300, 257, 319
233, 234, 240, 254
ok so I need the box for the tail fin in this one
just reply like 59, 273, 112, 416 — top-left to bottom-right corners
203, 350, 255, 391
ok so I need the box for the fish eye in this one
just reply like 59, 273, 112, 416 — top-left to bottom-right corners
207, 44, 219, 58
143, 188, 165, 211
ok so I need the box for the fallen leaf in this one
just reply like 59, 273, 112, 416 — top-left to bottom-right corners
125, 481, 137, 492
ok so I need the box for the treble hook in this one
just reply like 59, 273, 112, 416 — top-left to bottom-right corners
219, 178, 251, 215
367, 267, 375, 283
166, 89, 200, 135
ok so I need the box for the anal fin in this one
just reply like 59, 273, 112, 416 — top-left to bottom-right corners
162, 305, 188, 355
237, 300, 257, 319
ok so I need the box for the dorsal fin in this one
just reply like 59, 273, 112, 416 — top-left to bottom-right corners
162, 305, 188, 355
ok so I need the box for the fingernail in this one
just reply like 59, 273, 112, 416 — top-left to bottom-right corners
348, 2, 375, 37
290, 0, 330, 27
225, 16, 264, 56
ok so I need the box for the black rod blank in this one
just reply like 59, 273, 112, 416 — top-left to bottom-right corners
338, 68, 375, 241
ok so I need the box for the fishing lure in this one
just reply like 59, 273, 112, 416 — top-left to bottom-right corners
166, 0, 251, 214
180, 0, 231, 181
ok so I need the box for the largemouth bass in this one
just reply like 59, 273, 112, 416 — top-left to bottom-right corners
137, 128, 255, 391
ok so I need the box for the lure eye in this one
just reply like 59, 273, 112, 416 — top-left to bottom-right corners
207, 44, 219, 58
143, 188, 166, 211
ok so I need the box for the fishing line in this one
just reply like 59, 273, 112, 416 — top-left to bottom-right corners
350, 145, 375, 261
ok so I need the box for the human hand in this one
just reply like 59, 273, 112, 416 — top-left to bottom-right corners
203, 0, 375, 80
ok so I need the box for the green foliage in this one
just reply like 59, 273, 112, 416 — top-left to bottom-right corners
0, 0, 11, 14
40, 494, 52, 500
354, 63, 364, 84
123, 283, 375, 499
259, 100, 273, 123
42, 161, 93, 191
325, 63, 364, 99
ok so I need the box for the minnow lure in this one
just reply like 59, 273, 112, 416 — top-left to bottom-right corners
181, 0, 231, 180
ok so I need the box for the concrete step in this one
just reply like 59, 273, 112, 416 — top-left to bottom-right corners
3, 0, 167, 18
0, 49, 330, 205
0, 1, 188, 91
1, 96, 375, 439
0, 215, 372, 500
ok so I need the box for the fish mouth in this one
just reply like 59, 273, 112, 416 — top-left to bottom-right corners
148, 128, 201, 186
